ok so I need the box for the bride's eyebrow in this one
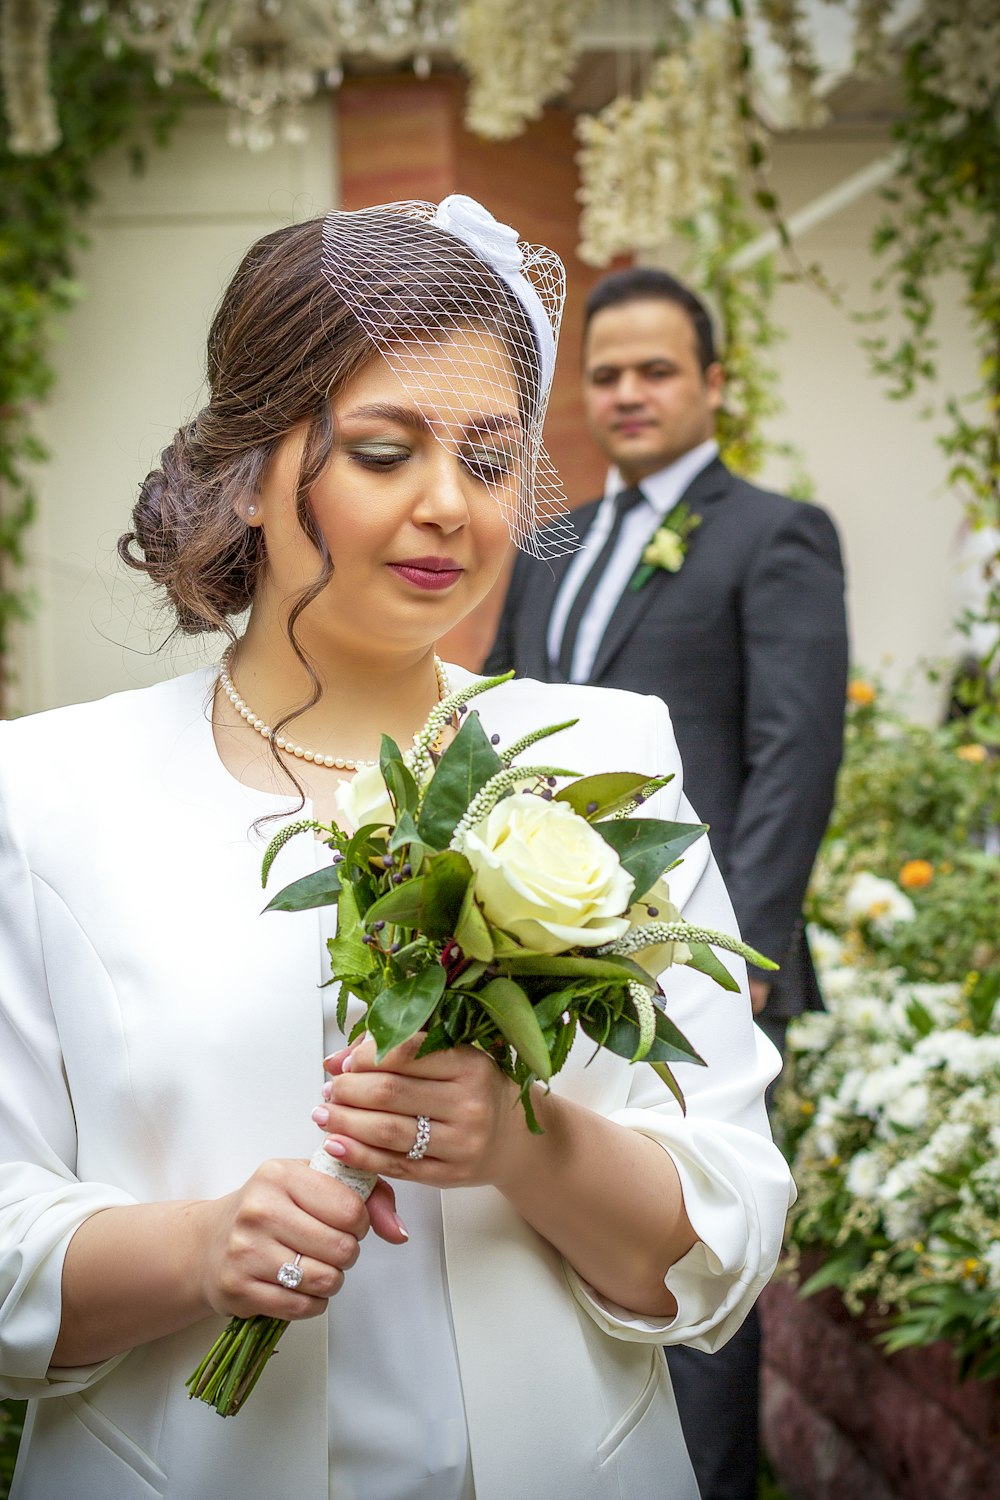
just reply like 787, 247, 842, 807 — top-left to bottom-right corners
464, 414, 521, 441
341, 403, 521, 441
341, 402, 432, 434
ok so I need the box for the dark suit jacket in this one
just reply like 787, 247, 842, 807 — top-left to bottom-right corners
485, 457, 849, 1019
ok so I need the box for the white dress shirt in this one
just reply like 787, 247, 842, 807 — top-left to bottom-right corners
547, 440, 719, 681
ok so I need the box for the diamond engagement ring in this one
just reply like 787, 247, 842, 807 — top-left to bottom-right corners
407, 1115, 431, 1161
277, 1252, 303, 1290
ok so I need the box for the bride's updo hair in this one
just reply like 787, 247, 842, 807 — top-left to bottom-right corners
119, 212, 542, 637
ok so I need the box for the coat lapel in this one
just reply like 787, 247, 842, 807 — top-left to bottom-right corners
590, 458, 731, 681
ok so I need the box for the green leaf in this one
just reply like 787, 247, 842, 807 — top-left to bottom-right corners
417, 851, 473, 941
596, 818, 708, 897
498, 951, 655, 986
650, 1061, 687, 1114
417, 713, 503, 847
555, 771, 674, 821
367, 967, 447, 1060
264, 863, 342, 913
380, 735, 419, 819
364, 854, 470, 939
583, 1007, 704, 1068
326, 883, 375, 986
454, 881, 494, 961
365, 875, 425, 929
685, 941, 741, 993
905, 997, 936, 1037
478, 977, 552, 1080
387, 809, 434, 867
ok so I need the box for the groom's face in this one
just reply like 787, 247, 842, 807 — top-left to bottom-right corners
582, 299, 723, 484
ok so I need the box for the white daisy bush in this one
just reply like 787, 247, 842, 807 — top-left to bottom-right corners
777, 955, 1000, 1379
776, 678, 1000, 1377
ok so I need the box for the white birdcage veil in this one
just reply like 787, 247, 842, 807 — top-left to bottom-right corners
319, 195, 576, 559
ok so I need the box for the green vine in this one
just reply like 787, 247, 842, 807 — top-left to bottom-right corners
859, 11, 1000, 737
0, 8, 178, 707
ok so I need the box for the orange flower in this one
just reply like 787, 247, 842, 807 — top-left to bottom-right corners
956, 743, 988, 764
847, 680, 876, 707
899, 859, 934, 890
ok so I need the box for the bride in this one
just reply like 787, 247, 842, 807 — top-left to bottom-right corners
0, 195, 793, 1500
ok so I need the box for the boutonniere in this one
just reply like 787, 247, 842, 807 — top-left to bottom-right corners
630, 501, 702, 591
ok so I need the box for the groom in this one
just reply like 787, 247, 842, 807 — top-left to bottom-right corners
485, 267, 848, 1500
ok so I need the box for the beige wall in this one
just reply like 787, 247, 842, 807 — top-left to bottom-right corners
12, 100, 336, 715
747, 130, 976, 723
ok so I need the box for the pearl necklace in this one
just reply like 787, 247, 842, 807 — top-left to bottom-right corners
218, 645, 449, 772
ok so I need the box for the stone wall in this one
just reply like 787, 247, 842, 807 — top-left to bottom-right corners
759, 1281, 1000, 1500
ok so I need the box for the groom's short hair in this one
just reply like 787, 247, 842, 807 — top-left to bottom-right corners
583, 268, 717, 373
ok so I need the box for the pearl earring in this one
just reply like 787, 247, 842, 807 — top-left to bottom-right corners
246, 503, 258, 519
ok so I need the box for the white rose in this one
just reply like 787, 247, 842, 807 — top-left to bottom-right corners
333, 763, 395, 835
432, 194, 524, 277
625, 877, 691, 977
458, 793, 634, 954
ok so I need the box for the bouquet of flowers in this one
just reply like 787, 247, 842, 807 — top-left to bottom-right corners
188, 672, 773, 1415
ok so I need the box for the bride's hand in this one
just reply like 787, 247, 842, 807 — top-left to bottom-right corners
199, 1158, 407, 1322
315, 1037, 531, 1190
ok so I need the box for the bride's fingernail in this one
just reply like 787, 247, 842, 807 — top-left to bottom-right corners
321, 1081, 334, 1101
311, 1107, 330, 1127
394, 1215, 409, 1240
325, 1138, 348, 1158
341, 1054, 354, 1074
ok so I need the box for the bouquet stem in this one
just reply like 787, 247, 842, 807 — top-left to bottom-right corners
186, 1150, 376, 1417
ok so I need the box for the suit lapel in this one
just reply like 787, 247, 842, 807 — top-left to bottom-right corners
590, 458, 731, 680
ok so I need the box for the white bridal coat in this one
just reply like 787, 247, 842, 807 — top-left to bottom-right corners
0, 666, 794, 1500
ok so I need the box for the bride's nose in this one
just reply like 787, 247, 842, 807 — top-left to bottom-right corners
413, 445, 472, 530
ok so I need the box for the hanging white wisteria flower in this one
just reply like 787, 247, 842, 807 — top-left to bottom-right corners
851, 0, 898, 78
0, 0, 60, 155
576, 17, 746, 266
457, 0, 597, 140
757, 0, 828, 127
918, 0, 1000, 115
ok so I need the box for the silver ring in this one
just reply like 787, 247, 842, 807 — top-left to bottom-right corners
277, 1252, 303, 1290
407, 1114, 431, 1161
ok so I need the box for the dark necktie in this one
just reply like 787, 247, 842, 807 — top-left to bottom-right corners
556, 485, 645, 681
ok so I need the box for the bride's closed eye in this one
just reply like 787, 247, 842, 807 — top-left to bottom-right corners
461, 445, 516, 484
347, 441, 412, 469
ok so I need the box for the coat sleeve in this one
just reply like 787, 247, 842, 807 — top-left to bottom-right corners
0, 738, 136, 1399
564, 696, 796, 1352
726, 500, 848, 977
